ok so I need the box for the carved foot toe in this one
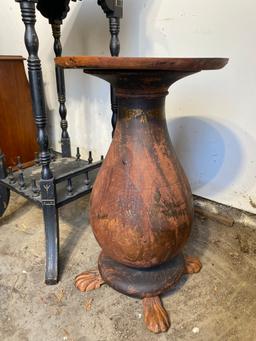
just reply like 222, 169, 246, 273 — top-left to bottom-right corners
184, 256, 202, 274
142, 296, 170, 333
75, 269, 105, 292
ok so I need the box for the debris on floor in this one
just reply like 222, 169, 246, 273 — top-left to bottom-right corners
84, 298, 93, 312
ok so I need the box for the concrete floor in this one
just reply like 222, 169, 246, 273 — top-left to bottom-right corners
1, 193, 256, 341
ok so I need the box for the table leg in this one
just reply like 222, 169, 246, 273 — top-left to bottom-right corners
0, 151, 10, 217
41, 178, 59, 285
17, 0, 58, 284
109, 17, 120, 136
51, 21, 71, 157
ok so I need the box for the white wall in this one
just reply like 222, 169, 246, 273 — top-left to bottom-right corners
1, 0, 256, 214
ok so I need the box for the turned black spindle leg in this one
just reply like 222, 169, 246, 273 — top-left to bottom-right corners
17, 0, 59, 285
0, 150, 10, 217
109, 17, 120, 136
98, 0, 123, 136
18, 172, 26, 190
76, 147, 81, 161
51, 21, 71, 158
16, 156, 23, 171
88, 151, 93, 164
31, 178, 40, 197
8, 167, 16, 185
66, 178, 73, 196
84, 172, 90, 189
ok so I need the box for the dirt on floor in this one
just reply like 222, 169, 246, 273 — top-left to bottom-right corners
1, 193, 256, 341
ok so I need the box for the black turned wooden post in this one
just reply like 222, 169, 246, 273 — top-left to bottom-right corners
0, 150, 10, 217
98, 0, 123, 136
36, 0, 81, 157
51, 21, 71, 157
109, 17, 120, 136
16, 0, 60, 285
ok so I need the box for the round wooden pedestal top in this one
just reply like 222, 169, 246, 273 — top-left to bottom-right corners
55, 56, 228, 71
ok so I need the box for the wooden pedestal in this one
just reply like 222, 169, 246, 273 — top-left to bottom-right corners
56, 56, 228, 333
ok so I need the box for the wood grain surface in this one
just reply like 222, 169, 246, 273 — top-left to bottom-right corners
0, 57, 38, 167
55, 56, 228, 71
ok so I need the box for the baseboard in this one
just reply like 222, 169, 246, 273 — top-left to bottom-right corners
193, 195, 256, 229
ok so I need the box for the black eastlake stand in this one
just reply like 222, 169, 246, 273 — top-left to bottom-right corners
0, 0, 123, 285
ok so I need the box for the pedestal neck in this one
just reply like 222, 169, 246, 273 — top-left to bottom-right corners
84, 69, 196, 99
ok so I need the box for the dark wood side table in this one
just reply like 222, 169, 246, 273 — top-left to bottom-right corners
0, 0, 123, 285
56, 56, 228, 333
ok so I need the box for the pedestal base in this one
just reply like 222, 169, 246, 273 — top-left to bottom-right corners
75, 253, 202, 333
98, 252, 185, 299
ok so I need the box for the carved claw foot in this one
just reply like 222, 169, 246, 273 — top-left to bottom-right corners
75, 269, 105, 292
184, 256, 202, 274
142, 296, 170, 333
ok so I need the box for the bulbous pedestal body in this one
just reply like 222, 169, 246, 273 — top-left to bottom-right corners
90, 94, 193, 269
